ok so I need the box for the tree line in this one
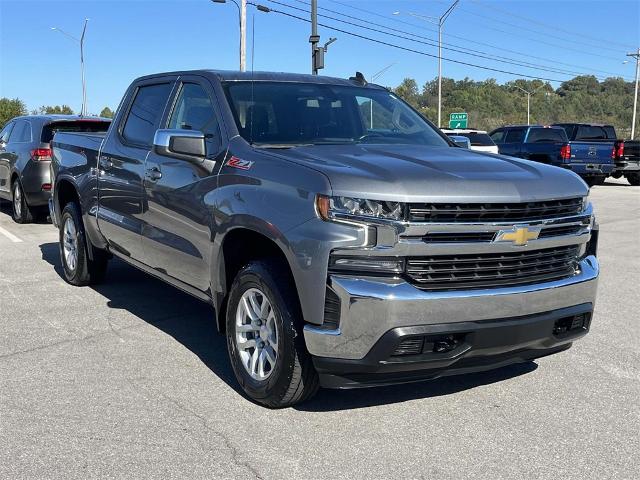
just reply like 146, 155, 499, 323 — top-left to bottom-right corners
0, 98, 113, 128
2, 74, 638, 137
392, 75, 638, 138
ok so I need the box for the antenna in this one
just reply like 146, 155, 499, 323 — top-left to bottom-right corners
249, 13, 255, 144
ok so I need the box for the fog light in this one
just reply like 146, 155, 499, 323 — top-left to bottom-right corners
329, 256, 404, 274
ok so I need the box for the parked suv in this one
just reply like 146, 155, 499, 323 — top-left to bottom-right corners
50, 70, 599, 407
0, 115, 111, 222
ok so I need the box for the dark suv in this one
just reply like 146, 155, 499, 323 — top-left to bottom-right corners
0, 115, 111, 222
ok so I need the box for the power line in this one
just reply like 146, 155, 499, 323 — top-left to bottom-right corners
329, 0, 632, 74
468, 0, 638, 51
257, 5, 566, 82
441, 2, 627, 59
272, 0, 624, 81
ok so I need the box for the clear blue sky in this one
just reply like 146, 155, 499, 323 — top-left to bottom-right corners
1, 0, 638, 115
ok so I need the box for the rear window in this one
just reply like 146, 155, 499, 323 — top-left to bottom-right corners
575, 125, 608, 141
42, 120, 111, 143
525, 128, 567, 143
451, 132, 495, 146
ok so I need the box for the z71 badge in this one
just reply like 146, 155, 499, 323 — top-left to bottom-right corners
225, 156, 254, 170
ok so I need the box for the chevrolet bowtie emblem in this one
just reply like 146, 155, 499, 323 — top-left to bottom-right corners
495, 226, 541, 246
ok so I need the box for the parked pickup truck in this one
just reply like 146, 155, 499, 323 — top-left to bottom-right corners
49, 70, 599, 407
489, 124, 571, 168
553, 123, 623, 186
611, 139, 639, 186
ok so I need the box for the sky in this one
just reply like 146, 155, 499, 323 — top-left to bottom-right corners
0, 0, 638, 115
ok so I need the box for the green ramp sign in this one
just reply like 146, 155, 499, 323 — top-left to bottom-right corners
449, 112, 468, 129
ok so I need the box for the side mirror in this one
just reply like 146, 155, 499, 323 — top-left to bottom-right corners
448, 135, 471, 149
153, 129, 206, 161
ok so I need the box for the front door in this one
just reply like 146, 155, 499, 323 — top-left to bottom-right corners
141, 77, 227, 292
97, 80, 175, 260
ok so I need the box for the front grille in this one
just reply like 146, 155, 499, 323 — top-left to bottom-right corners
406, 245, 580, 291
421, 232, 496, 243
538, 225, 583, 238
408, 198, 583, 223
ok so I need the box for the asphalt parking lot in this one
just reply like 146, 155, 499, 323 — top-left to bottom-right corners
0, 179, 638, 480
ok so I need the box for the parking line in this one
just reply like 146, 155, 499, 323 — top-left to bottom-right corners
0, 225, 23, 243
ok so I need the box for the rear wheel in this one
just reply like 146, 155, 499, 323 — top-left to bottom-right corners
626, 172, 640, 186
226, 259, 319, 408
59, 202, 108, 286
584, 176, 605, 187
11, 180, 34, 224
610, 171, 623, 179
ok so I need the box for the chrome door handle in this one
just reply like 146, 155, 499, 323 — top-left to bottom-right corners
145, 167, 162, 181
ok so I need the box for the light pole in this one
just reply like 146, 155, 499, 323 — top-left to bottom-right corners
369, 63, 396, 129
394, 1, 459, 127
51, 18, 89, 116
213, 0, 247, 71
511, 83, 545, 125
626, 48, 640, 139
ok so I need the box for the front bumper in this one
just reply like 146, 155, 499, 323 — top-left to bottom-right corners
304, 255, 598, 386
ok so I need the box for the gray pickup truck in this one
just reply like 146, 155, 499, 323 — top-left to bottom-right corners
49, 70, 599, 407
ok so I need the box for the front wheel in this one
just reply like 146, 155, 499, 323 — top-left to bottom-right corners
226, 259, 319, 408
59, 202, 108, 286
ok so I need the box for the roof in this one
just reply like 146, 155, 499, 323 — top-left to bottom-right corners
441, 128, 488, 134
500, 124, 565, 129
135, 69, 386, 88
12, 114, 111, 122
552, 122, 614, 128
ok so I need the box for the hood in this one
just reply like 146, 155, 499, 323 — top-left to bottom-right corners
264, 144, 588, 203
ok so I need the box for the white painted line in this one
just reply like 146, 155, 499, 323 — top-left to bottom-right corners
0, 225, 23, 243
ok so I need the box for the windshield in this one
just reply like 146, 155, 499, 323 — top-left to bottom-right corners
223, 81, 449, 147
448, 132, 495, 146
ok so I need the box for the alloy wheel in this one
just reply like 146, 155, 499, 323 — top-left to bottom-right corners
63, 217, 79, 272
235, 288, 279, 381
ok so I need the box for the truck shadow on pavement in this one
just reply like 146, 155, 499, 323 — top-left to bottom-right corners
40, 242, 538, 411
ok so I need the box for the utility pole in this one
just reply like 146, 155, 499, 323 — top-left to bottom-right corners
627, 48, 640, 139
310, 0, 319, 74
394, 1, 459, 127
212, 0, 246, 71
51, 19, 89, 116
512, 83, 545, 125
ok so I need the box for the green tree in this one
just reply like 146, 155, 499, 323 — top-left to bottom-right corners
393, 78, 420, 108
0, 98, 28, 128
38, 105, 74, 115
99, 107, 114, 118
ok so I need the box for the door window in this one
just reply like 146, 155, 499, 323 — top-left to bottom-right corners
122, 82, 173, 147
168, 83, 220, 152
504, 128, 525, 143
489, 129, 505, 143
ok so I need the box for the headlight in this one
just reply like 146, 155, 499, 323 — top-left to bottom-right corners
316, 195, 404, 221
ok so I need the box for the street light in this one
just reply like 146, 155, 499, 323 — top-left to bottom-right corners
511, 83, 546, 125
212, 0, 247, 71
394, 0, 459, 127
51, 18, 89, 116
369, 62, 396, 129
625, 49, 640, 140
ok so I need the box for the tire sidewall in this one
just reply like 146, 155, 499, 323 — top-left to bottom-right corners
11, 180, 26, 223
59, 203, 88, 284
226, 262, 298, 404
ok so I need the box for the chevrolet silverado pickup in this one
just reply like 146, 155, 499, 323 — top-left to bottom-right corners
612, 139, 639, 186
489, 124, 571, 168
553, 123, 623, 186
49, 70, 599, 407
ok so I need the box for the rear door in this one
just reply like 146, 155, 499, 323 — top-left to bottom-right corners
0, 121, 15, 197
97, 79, 175, 260
140, 75, 227, 291
496, 127, 525, 157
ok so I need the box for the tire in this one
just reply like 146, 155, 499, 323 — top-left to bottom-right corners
226, 259, 319, 408
11, 179, 34, 224
610, 171, 623, 179
626, 172, 640, 186
59, 202, 109, 286
584, 176, 604, 187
